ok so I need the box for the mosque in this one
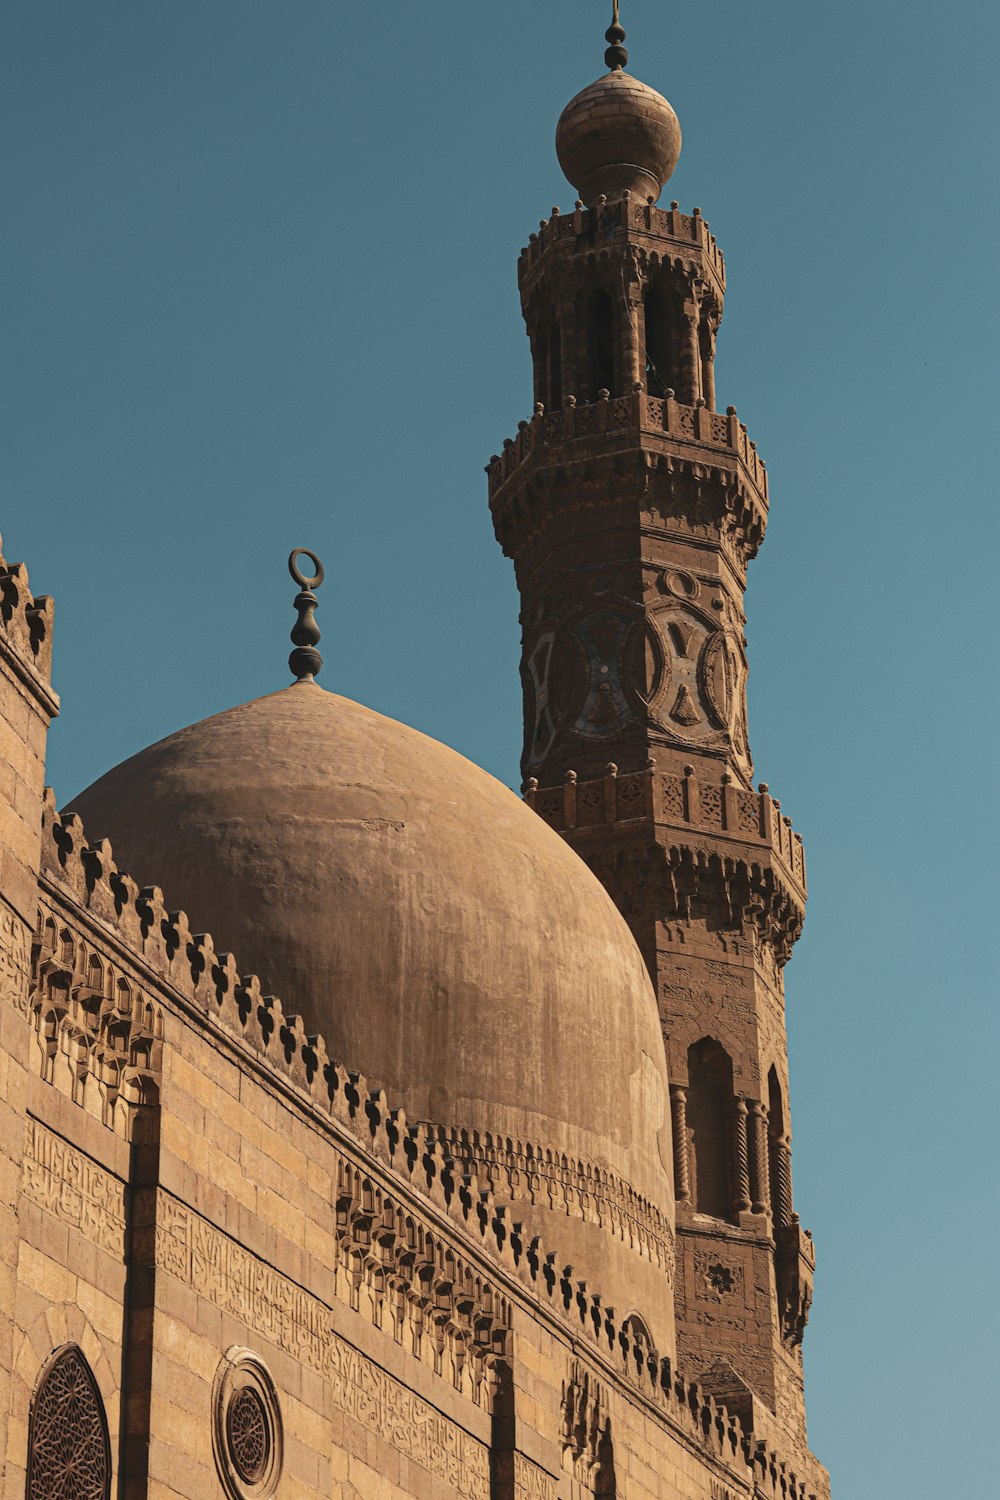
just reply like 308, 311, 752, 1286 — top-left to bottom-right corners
0, 9, 830, 1498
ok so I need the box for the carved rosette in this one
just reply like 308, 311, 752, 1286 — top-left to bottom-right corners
212, 1348, 283, 1500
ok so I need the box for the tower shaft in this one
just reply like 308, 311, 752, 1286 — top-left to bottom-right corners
489, 194, 815, 1453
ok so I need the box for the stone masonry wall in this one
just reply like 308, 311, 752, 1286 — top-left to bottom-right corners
0, 788, 829, 1500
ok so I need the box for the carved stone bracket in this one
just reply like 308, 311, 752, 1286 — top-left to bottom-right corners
775, 1220, 815, 1347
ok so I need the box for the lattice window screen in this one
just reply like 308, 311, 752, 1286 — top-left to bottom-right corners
27, 1344, 111, 1500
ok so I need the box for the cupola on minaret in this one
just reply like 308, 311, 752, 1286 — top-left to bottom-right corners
487, 6, 820, 1468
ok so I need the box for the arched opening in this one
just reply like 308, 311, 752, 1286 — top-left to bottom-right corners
587, 289, 616, 399
533, 309, 563, 411
547, 314, 562, 410
27, 1344, 111, 1500
687, 1038, 735, 1221
643, 283, 675, 396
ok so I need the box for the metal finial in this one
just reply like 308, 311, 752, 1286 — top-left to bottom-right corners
288, 548, 325, 683
605, 0, 628, 70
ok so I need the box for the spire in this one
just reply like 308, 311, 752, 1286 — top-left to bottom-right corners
287, 547, 325, 683
605, 0, 628, 71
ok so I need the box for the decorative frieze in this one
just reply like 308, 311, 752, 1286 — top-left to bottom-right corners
512, 1451, 559, 1499
156, 1194, 492, 1495
329, 1338, 490, 1497
21, 1119, 126, 1257
155, 1195, 329, 1372
0, 902, 31, 1013
426, 1123, 675, 1277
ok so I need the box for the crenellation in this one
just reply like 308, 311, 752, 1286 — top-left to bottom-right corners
0, 547, 56, 709
519, 197, 726, 303
489, 392, 767, 515
525, 762, 805, 901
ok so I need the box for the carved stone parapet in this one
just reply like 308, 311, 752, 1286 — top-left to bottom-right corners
528, 764, 805, 903
529, 766, 805, 963
774, 1219, 815, 1347
488, 394, 768, 563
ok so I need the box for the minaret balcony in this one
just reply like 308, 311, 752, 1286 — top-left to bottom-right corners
488, 391, 769, 563
525, 760, 806, 910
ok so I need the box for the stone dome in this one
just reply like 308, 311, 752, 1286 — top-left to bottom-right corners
69, 683, 676, 1345
556, 69, 681, 207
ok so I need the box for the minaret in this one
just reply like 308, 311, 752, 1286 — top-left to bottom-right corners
488, 9, 817, 1456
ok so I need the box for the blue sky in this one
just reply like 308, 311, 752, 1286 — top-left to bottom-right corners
3, 3, 997, 1493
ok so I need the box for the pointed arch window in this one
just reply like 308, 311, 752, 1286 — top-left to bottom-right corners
643, 282, 676, 396
27, 1344, 111, 1500
687, 1037, 736, 1222
587, 289, 616, 398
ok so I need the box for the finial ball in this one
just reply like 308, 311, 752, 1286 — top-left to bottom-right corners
556, 71, 681, 208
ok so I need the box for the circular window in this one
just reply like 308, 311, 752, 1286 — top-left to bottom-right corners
212, 1348, 282, 1500
227, 1386, 270, 1481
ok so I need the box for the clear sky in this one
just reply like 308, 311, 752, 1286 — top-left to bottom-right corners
3, 3, 997, 1493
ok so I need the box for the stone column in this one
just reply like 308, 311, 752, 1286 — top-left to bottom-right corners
701, 321, 718, 412
681, 308, 702, 406
772, 1130, 794, 1229
670, 1086, 691, 1204
748, 1099, 771, 1217
619, 244, 643, 393
732, 1096, 752, 1214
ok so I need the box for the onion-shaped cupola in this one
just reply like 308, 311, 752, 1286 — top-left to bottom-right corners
556, 3, 681, 206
